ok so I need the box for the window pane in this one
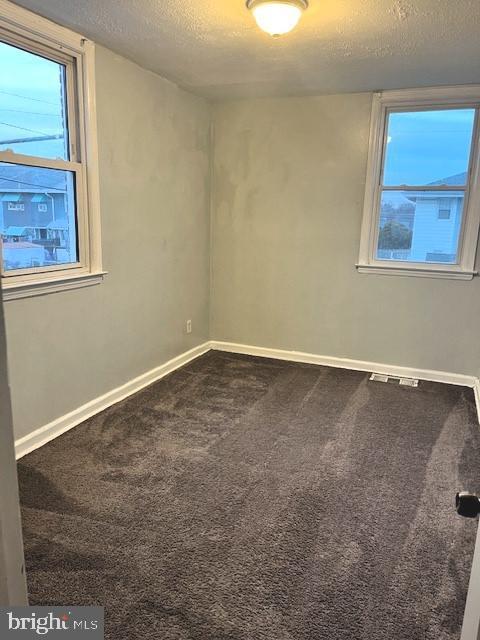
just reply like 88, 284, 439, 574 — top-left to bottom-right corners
376, 190, 464, 264
0, 163, 77, 271
0, 41, 69, 160
383, 109, 475, 186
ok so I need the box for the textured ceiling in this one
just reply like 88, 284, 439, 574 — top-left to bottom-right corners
10, 0, 480, 99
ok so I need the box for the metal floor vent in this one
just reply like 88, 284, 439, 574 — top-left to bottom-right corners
369, 373, 419, 387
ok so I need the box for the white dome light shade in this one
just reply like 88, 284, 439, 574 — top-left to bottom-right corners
247, 0, 308, 37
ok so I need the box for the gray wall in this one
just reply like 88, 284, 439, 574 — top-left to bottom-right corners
210, 95, 480, 376
6, 69, 480, 444
0, 286, 27, 604
5, 46, 211, 441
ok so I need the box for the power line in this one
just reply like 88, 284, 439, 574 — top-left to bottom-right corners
0, 108, 61, 117
0, 175, 67, 192
0, 134, 64, 145
0, 89, 58, 106
0, 121, 56, 137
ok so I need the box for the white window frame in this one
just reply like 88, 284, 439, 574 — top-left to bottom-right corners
357, 86, 480, 280
7, 203, 24, 212
0, 0, 104, 300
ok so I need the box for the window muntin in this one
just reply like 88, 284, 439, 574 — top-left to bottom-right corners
0, 33, 85, 279
358, 89, 480, 280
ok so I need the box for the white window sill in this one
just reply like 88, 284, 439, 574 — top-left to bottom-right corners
356, 264, 477, 280
1, 271, 107, 301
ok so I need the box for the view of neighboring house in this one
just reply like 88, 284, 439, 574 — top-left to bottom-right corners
0, 165, 74, 271
378, 172, 466, 263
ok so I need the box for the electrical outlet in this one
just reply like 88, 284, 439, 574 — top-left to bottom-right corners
186, 319, 192, 334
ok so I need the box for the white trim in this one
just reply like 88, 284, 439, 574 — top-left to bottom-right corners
0, 0, 85, 49
474, 378, 480, 424
14, 337, 480, 462
356, 265, 477, 280
375, 85, 480, 106
2, 270, 106, 301
0, 1, 103, 293
210, 340, 477, 387
357, 86, 480, 280
14, 341, 210, 459
358, 93, 384, 266
81, 39, 103, 276
0, 152, 82, 172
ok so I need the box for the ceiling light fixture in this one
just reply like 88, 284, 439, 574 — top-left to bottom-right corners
246, 0, 308, 37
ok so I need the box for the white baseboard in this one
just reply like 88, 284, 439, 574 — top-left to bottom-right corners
210, 340, 477, 388
15, 339, 480, 459
15, 341, 211, 460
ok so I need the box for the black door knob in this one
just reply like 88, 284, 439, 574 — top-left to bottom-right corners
456, 492, 480, 518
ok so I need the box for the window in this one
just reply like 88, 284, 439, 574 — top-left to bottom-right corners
7, 202, 24, 211
358, 87, 480, 280
0, 2, 103, 299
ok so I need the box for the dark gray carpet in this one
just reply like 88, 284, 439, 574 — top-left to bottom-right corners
18, 351, 480, 640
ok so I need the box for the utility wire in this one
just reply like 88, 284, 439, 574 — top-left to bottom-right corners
0, 175, 67, 192
0, 108, 61, 117
0, 134, 64, 145
0, 121, 56, 137
0, 89, 58, 106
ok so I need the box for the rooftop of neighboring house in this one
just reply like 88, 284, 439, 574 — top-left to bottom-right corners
0, 165, 67, 193
428, 172, 468, 186
405, 172, 468, 203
